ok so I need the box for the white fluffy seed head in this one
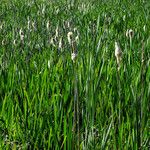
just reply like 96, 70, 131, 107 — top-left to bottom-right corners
115, 41, 122, 70
71, 52, 77, 62
19, 29, 24, 41
143, 25, 146, 32
126, 29, 134, 38
67, 32, 73, 45
0, 24, 3, 30
58, 37, 62, 49
2, 39, 5, 45
48, 60, 50, 69
129, 29, 134, 38
50, 38, 56, 47
55, 26, 59, 38
46, 21, 50, 30
13, 39, 17, 45
115, 42, 122, 57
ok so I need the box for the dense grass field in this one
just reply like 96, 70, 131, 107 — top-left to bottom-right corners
0, 0, 150, 149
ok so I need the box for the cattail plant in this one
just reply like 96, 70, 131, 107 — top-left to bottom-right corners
67, 32, 78, 63
115, 41, 122, 70
126, 29, 134, 49
67, 31, 79, 148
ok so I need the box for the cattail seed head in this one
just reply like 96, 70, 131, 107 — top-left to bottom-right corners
55, 26, 59, 38
46, 21, 50, 30
2, 39, 5, 45
67, 31, 78, 62
58, 37, 62, 49
67, 32, 73, 45
123, 15, 126, 21
115, 42, 122, 57
50, 37, 56, 47
143, 25, 146, 32
71, 52, 77, 63
129, 29, 134, 38
13, 39, 17, 45
67, 21, 70, 28
42, 5, 45, 14
126, 29, 134, 38
0, 24, 3, 30
48, 60, 50, 69
115, 41, 122, 70
19, 29, 24, 41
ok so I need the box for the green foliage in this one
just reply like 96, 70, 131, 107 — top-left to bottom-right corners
0, 0, 150, 149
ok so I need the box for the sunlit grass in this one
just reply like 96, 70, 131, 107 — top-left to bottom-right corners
0, 0, 150, 149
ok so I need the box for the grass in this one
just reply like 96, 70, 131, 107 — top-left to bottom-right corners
0, 0, 150, 149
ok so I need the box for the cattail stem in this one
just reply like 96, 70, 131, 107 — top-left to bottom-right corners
72, 61, 80, 149
69, 31, 79, 149
139, 40, 145, 149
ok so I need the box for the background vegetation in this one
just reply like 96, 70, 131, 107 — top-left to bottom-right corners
0, 0, 150, 149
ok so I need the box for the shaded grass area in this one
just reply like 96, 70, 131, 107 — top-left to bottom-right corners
0, 0, 150, 149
